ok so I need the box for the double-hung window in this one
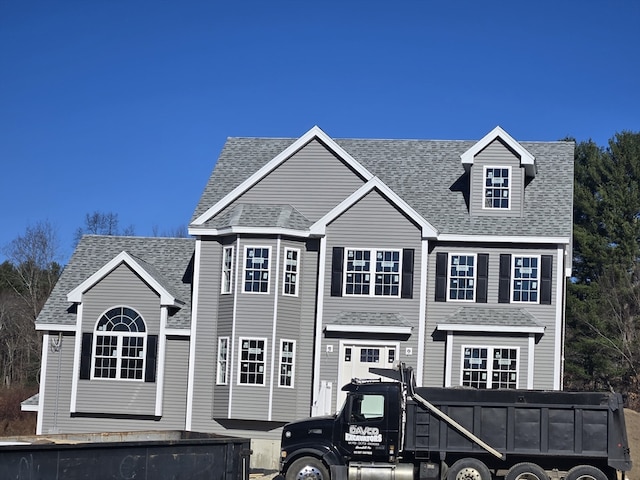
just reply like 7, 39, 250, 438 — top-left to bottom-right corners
283, 248, 300, 296
513, 256, 539, 302
238, 338, 266, 385
448, 254, 476, 301
345, 249, 400, 296
461, 346, 518, 389
216, 337, 229, 385
244, 247, 270, 293
93, 306, 146, 381
484, 166, 511, 209
278, 340, 296, 387
221, 246, 234, 294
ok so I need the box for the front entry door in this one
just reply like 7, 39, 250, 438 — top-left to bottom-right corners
337, 343, 397, 410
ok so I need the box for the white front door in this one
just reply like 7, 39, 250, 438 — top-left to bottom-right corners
337, 342, 398, 411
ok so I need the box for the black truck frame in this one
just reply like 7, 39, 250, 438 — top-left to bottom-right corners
278, 366, 631, 480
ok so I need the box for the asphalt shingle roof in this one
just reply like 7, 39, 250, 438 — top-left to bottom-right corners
37, 235, 195, 329
441, 306, 544, 329
329, 311, 412, 329
206, 203, 312, 230
192, 136, 574, 238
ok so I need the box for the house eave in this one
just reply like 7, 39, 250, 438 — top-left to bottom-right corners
188, 226, 313, 238
436, 323, 545, 334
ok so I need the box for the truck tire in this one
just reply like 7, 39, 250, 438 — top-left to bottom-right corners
506, 463, 549, 480
447, 458, 491, 480
565, 465, 608, 480
285, 456, 330, 480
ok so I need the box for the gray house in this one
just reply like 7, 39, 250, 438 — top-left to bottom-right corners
26, 126, 574, 466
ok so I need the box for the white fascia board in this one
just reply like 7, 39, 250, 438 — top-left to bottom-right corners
437, 234, 571, 245
325, 324, 413, 335
67, 251, 179, 306
188, 226, 311, 238
21, 403, 39, 412
35, 323, 77, 332
192, 126, 375, 226
461, 126, 536, 177
310, 177, 438, 238
436, 323, 545, 334
164, 328, 191, 336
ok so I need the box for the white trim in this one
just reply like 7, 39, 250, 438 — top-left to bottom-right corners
164, 328, 190, 336
268, 237, 282, 421
67, 251, 181, 306
460, 126, 536, 177
189, 226, 311, 238
185, 238, 202, 430
35, 323, 77, 332
416, 239, 429, 386
155, 306, 167, 417
447, 253, 478, 302
309, 177, 438, 238
554, 246, 564, 390
444, 331, 453, 388
342, 247, 403, 297
228, 237, 241, 418
436, 323, 545, 334
511, 254, 542, 304
325, 324, 412, 335
192, 125, 375, 226
237, 337, 268, 387
437, 234, 570, 244
311, 237, 327, 417
459, 345, 520, 389
36, 333, 48, 433
282, 247, 301, 297
278, 339, 297, 389
527, 333, 535, 389
482, 165, 512, 211
242, 245, 272, 294
69, 303, 83, 414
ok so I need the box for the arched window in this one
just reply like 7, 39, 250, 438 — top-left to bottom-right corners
93, 307, 147, 380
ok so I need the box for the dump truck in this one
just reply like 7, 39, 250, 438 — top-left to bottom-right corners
0, 430, 251, 480
278, 366, 631, 480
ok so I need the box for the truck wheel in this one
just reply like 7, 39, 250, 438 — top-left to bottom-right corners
565, 465, 608, 480
506, 463, 549, 480
285, 457, 330, 480
447, 458, 491, 480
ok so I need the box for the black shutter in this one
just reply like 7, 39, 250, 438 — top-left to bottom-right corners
80, 332, 92, 380
401, 249, 414, 299
331, 247, 344, 297
498, 254, 512, 303
476, 254, 489, 303
145, 335, 159, 383
435, 252, 448, 302
540, 255, 553, 305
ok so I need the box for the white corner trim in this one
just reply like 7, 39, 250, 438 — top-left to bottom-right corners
311, 237, 328, 417
309, 177, 438, 238
191, 125, 376, 226
444, 331, 453, 387
324, 324, 412, 335
554, 246, 564, 390
268, 237, 282, 421
436, 323, 545, 334
185, 239, 202, 430
69, 303, 83, 414
36, 333, 48, 433
416, 239, 429, 386
228, 237, 241, 418
67, 251, 181, 307
527, 333, 535, 389
155, 306, 168, 417
460, 126, 536, 176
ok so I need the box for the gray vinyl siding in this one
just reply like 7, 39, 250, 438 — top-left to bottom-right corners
322, 190, 423, 412
470, 139, 525, 217
41, 333, 188, 433
234, 139, 366, 222
76, 264, 161, 415
424, 243, 559, 389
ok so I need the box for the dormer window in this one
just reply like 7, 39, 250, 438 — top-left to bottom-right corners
484, 166, 511, 209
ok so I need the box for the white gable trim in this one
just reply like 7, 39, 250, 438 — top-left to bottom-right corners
192, 126, 375, 226
66, 251, 180, 307
461, 126, 536, 177
309, 177, 438, 238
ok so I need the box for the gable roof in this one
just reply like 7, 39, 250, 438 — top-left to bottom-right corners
192, 129, 574, 239
37, 236, 195, 330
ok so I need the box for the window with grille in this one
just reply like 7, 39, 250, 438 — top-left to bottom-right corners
238, 338, 266, 385
461, 346, 518, 389
217, 337, 229, 385
278, 340, 296, 387
221, 246, 234, 294
244, 247, 270, 293
449, 254, 476, 301
345, 249, 400, 296
513, 256, 539, 302
484, 166, 511, 209
283, 248, 300, 296
93, 306, 146, 381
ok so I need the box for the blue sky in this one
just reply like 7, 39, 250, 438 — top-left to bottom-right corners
1, 1, 639, 263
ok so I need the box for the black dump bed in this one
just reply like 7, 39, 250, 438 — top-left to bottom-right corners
404, 387, 631, 472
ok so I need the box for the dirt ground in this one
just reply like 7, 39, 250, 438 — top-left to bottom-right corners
626, 409, 640, 479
